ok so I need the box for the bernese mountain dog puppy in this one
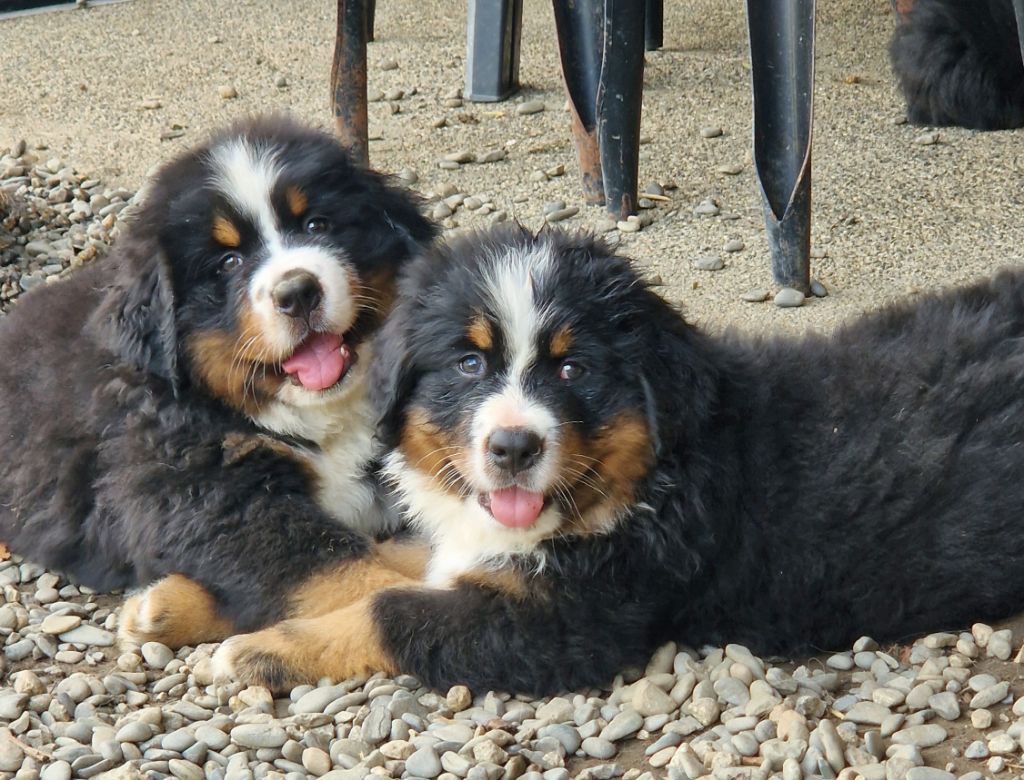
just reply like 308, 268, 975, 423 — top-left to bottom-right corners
890, 0, 1024, 129
0, 116, 434, 647
211, 225, 1024, 695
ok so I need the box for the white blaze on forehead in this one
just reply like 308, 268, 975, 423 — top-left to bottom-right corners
480, 242, 554, 383
207, 138, 284, 251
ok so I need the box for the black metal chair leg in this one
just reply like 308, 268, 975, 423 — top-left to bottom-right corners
1013, 0, 1024, 64
465, 0, 524, 102
367, 0, 376, 42
746, 0, 815, 294
598, 0, 646, 218
332, 0, 370, 166
645, 0, 664, 50
554, 0, 645, 217
553, 0, 606, 205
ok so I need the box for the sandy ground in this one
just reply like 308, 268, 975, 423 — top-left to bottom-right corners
3, 0, 1023, 339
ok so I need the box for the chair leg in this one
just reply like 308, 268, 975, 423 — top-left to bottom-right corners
1013, 0, 1024, 65
645, 0, 664, 50
465, 0, 524, 102
553, 0, 645, 217
553, 0, 606, 205
598, 0, 645, 218
891, 0, 915, 18
332, 0, 370, 167
746, 0, 815, 294
367, 0, 376, 42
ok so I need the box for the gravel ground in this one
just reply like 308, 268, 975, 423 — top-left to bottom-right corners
4, 0, 1024, 778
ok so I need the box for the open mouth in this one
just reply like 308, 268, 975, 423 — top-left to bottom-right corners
478, 487, 549, 529
281, 331, 357, 392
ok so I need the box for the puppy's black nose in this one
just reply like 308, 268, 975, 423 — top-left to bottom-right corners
272, 271, 322, 319
487, 427, 544, 474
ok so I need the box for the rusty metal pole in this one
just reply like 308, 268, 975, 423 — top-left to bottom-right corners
332, 0, 370, 167
746, 0, 815, 293
553, 0, 606, 205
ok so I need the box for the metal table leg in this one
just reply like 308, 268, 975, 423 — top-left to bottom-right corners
332, 0, 370, 166
553, 0, 645, 219
1013, 0, 1024, 63
465, 0, 524, 102
746, 0, 815, 294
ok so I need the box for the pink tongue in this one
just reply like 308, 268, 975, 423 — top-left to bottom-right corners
488, 487, 546, 528
281, 332, 347, 391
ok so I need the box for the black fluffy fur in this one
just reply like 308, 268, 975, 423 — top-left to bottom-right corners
371, 225, 1024, 694
0, 118, 434, 631
890, 0, 1024, 129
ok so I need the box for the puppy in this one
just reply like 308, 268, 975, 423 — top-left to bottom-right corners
890, 0, 1024, 129
0, 116, 435, 646
213, 225, 1024, 694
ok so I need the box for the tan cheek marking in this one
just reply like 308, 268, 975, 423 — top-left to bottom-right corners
285, 185, 308, 217
468, 314, 494, 351
560, 413, 653, 534
550, 326, 574, 358
212, 216, 241, 247
186, 302, 284, 414
400, 407, 468, 497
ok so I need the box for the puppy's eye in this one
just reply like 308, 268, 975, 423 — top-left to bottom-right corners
457, 354, 486, 377
305, 217, 330, 234
220, 253, 244, 273
559, 361, 585, 381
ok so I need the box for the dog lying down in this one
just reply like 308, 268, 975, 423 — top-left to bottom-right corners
0, 117, 435, 645
149, 225, 1024, 695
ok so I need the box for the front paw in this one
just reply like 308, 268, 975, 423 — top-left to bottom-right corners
212, 630, 312, 690
118, 574, 234, 650
211, 600, 396, 690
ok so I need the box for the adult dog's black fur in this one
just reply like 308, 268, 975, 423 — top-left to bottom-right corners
0, 117, 435, 645
890, 0, 1024, 129
214, 225, 1024, 695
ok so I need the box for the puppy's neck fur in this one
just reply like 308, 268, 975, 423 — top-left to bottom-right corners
253, 368, 384, 535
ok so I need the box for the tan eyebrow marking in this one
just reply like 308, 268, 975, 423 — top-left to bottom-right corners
286, 185, 308, 217
212, 215, 241, 247
467, 314, 494, 351
550, 325, 574, 357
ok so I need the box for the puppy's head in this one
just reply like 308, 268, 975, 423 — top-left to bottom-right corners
374, 225, 706, 564
100, 116, 435, 427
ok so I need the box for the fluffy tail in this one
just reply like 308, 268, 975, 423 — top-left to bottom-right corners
890, 0, 1024, 129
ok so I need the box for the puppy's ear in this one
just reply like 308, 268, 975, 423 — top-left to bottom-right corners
369, 299, 418, 448
96, 233, 181, 393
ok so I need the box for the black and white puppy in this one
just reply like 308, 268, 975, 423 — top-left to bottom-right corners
0, 116, 435, 646
890, 0, 1024, 129
213, 225, 1024, 695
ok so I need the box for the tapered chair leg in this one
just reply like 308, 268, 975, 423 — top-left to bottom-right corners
465, 0, 524, 102
645, 0, 664, 50
1013, 0, 1024, 64
553, 0, 645, 218
746, 0, 815, 293
332, 0, 370, 166
367, 0, 376, 42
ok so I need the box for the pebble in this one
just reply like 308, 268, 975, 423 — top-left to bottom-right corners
913, 131, 940, 145
986, 630, 1013, 660
58, 625, 115, 646
692, 254, 724, 272
723, 239, 745, 253
741, 289, 770, 303
406, 746, 443, 778
218, 85, 238, 99
582, 737, 618, 760
892, 725, 948, 748
602, 710, 643, 742
905, 770, 954, 780
617, 218, 641, 233
516, 100, 545, 115
694, 198, 720, 216
810, 278, 829, 297
545, 207, 579, 224
700, 126, 724, 138
717, 163, 745, 175
380, 58, 399, 70
141, 641, 174, 669
970, 681, 1008, 709
928, 692, 960, 720
229, 724, 288, 749
774, 288, 805, 308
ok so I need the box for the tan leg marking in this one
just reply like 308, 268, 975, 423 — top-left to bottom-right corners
289, 557, 419, 619
374, 539, 430, 580
213, 596, 396, 690
118, 574, 235, 649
